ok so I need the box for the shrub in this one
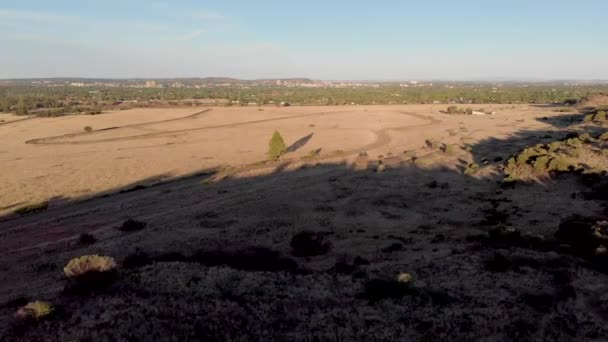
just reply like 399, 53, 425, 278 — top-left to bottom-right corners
396, 272, 414, 284
464, 163, 480, 175
64, 255, 116, 278
118, 218, 147, 232
14, 301, 54, 320
290, 230, 332, 257
363, 278, 412, 301
84, 126, 93, 132
533, 155, 552, 172
599, 132, 608, 141
442, 144, 455, 155
14, 201, 48, 216
308, 148, 321, 158
425, 139, 440, 149
78, 233, 96, 245
547, 156, 571, 172
268, 131, 287, 160
548, 141, 562, 153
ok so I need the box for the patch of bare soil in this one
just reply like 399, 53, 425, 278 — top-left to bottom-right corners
578, 93, 608, 109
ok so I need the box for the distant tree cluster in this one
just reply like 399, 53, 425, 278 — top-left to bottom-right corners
1, 84, 608, 116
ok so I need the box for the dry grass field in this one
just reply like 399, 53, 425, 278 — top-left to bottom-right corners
0, 104, 559, 214
1, 104, 608, 340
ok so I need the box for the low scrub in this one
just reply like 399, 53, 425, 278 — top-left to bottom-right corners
78, 233, 96, 245
504, 133, 608, 181
64, 255, 117, 278
584, 110, 607, 123
14, 301, 54, 320
464, 163, 480, 175
118, 218, 147, 232
290, 230, 332, 257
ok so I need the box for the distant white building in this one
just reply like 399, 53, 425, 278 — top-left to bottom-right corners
145, 80, 157, 88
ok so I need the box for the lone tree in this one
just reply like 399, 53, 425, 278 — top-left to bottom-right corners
268, 131, 287, 160
16, 96, 27, 115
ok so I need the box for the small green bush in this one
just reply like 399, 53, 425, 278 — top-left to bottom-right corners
15, 301, 54, 320
64, 255, 117, 278
443, 144, 456, 155
533, 155, 552, 172
565, 138, 582, 148
268, 131, 287, 160
548, 141, 562, 153
308, 148, 321, 158
464, 163, 480, 175
547, 156, 571, 172
84, 126, 93, 132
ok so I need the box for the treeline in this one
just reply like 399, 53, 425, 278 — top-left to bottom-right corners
1, 84, 608, 115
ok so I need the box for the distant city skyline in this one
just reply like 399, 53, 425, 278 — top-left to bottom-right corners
1, 0, 607, 80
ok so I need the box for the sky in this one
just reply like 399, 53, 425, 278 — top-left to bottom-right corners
0, 0, 607, 80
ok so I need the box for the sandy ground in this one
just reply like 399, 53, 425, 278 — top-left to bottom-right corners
1, 104, 554, 214
1, 104, 607, 340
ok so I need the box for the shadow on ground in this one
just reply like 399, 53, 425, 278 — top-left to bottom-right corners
1, 125, 608, 341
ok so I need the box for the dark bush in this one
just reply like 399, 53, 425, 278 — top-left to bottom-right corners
118, 219, 147, 232
192, 246, 299, 272
78, 233, 96, 245
123, 250, 153, 269
290, 230, 332, 257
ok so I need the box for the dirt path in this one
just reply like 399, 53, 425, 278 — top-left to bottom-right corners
24, 109, 212, 145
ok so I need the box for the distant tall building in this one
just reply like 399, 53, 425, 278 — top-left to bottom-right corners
146, 80, 157, 88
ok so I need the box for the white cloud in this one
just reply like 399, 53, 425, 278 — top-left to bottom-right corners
176, 29, 205, 41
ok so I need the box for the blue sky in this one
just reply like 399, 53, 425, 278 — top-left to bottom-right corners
0, 0, 607, 80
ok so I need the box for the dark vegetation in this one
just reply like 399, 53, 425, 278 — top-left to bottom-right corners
117, 219, 147, 232
1, 84, 607, 117
290, 230, 332, 257
503, 131, 608, 183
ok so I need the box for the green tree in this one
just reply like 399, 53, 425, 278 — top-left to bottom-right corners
268, 131, 287, 160
16, 96, 27, 115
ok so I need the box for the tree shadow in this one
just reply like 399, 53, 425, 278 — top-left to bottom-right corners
536, 112, 588, 128
286, 133, 313, 153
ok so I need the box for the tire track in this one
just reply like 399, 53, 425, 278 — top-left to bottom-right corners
25, 109, 212, 145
